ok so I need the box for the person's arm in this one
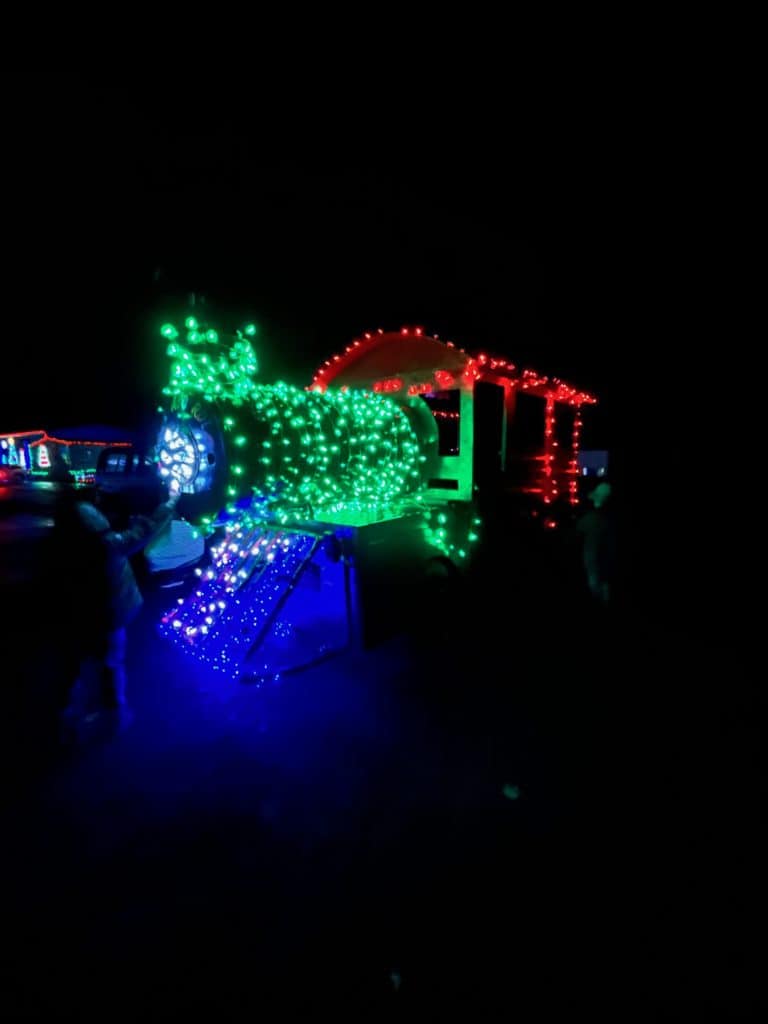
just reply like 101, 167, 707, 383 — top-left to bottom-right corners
103, 497, 177, 557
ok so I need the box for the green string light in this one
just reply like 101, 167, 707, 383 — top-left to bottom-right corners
424, 507, 481, 560
161, 320, 424, 519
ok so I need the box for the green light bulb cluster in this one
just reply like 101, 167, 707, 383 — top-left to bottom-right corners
424, 509, 482, 560
161, 320, 425, 519
225, 382, 423, 516
161, 321, 259, 406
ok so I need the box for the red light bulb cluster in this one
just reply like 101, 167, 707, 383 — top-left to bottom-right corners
569, 413, 583, 505
310, 328, 596, 514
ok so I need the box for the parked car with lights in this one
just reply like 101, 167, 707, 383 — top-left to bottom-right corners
0, 465, 28, 485
95, 446, 164, 516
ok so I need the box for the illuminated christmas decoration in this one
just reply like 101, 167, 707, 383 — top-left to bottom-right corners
160, 520, 352, 682
569, 412, 583, 505
0, 433, 37, 471
423, 508, 482, 561
434, 370, 456, 390
311, 328, 596, 515
71, 469, 96, 486
158, 322, 424, 521
157, 320, 596, 681
0, 430, 132, 483
372, 377, 404, 394
313, 329, 594, 405
7, 440, 21, 468
157, 419, 216, 497
407, 382, 434, 396
163, 323, 260, 406
541, 395, 556, 505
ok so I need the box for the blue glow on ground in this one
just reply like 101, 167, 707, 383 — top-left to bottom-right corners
2, 524, 643, 1015
160, 524, 350, 681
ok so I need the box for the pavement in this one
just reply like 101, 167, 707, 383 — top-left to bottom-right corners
0, 493, 760, 1017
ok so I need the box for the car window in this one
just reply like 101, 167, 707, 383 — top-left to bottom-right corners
131, 452, 156, 475
105, 452, 128, 473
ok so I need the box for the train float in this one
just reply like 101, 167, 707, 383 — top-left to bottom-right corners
155, 320, 596, 682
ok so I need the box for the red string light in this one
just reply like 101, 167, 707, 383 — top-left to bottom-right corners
568, 413, 583, 505
312, 329, 595, 404
372, 378, 404, 394
310, 329, 596, 513
434, 370, 456, 390
0, 429, 47, 440
0, 429, 133, 450
32, 436, 132, 448
542, 395, 557, 505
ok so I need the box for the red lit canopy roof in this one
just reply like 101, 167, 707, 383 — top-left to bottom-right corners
311, 328, 596, 406
0, 427, 133, 448
0, 429, 46, 441
314, 329, 468, 386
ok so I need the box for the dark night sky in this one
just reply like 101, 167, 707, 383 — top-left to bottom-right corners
0, 73, 751, 646
3, 77, 625, 446
5, 75, 743, 625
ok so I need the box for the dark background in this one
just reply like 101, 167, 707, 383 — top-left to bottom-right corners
1, 72, 749, 630
1, 74, 740, 633
0, 74, 758, 1016
4, 79, 618, 429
